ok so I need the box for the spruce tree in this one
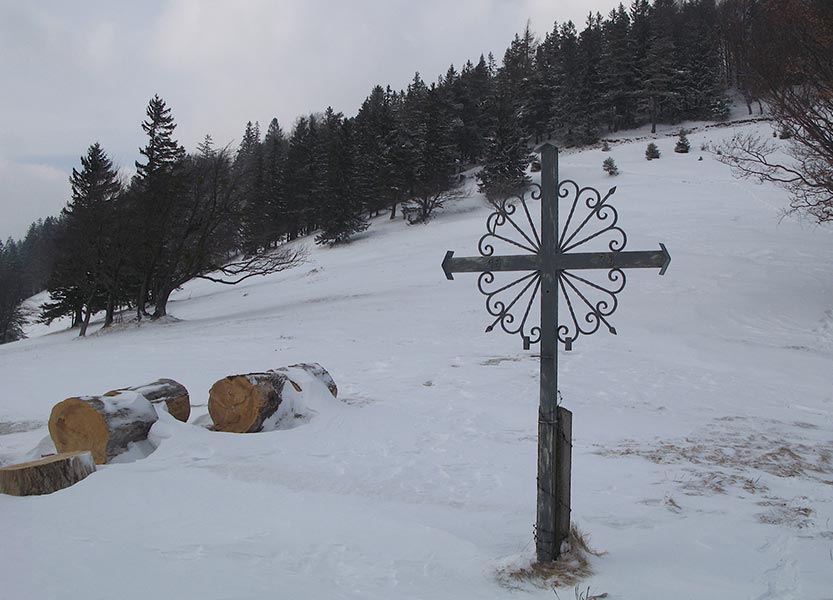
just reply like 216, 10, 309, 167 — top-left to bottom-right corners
283, 116, 315, 239
575, 13, 605, 144
262, 118, 288, 241
42, 143, 123, 335
237, 121, 269, 252
0, 239, 29, 344
675, 130, 691, 153
477, 86, 531, 203
132, 94, 186, 319
642, 0, 682, 132
601, 5, 635, 131
315, 116, 368, 245
354, 85, 397, 217
135, 95, 186, 180
401, 80, 459, 223
552, 21, 583, 144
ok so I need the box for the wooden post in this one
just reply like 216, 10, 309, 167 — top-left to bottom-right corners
556, 406, 572, 547
536, 143, 568, 563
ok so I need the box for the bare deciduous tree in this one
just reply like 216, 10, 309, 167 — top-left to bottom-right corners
719, 0, 833, 223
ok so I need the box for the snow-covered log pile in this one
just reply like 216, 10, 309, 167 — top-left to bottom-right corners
48, 392, 158, 464
104, 378, 191, 422
0, 451, 95, 496
208, 362, 337, 433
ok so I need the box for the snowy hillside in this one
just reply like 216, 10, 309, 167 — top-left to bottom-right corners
1, 121, 832, 599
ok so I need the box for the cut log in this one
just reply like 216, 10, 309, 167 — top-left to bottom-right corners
105, 378, 190, 422
48, 392, 158, 464
208, 371, 291, 433
0, 451, 95, 496
282, 362, 338, 398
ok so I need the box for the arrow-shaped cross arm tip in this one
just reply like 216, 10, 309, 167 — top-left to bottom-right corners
659, 243, 671, 276
442, 250, 455, 280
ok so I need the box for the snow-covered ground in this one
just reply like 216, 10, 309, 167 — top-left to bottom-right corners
1, 121, 832, 599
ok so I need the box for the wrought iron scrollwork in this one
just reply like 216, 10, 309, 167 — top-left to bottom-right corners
558, 180, 626, 253
474, 180, 630, 351
478, 184, 542, 257
476, 186, 543, 346
553, 181, 627, 349
556, 267, 626, 350
478, 270, 542, 348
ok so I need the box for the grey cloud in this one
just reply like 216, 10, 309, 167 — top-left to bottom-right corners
0, 0, 614, 239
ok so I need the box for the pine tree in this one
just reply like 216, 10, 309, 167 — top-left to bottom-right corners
237, 120, 270, 252
456, 57, 494, 163
401, 81, 459, 223
601, 4, 635, 131
499, 23, 538, 138
675, 130, 691, 153
646, 142, 661, 160
315, 116, 369, 245
552, 21, 583, 143
132, 94, 187, 319
135, 95, 186, 181
642, 0, 682, 132
531, 24, 560, 143
354, 85, 397, 217
283, 116, 316, 239
477, 86, 531, 203
603, 157, 620, 175
0, 239, 30, 344
677, 0, 729, 120
262, 118, 288, 241
574, 13, 605, 144
19, 217, 59, 297
42, 143, 123, 335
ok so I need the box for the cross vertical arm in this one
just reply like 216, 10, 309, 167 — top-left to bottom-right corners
536, 143, 566, 563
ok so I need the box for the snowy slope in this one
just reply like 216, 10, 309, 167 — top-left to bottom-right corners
1, 121, 832, 599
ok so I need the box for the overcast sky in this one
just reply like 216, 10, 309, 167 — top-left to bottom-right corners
0, 0, 616, 241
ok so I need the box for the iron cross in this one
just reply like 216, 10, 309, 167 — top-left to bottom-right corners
442, 143, 670, 563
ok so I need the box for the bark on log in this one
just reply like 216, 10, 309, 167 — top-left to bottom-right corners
105, 378, 190, 422
208, 371, 291, 433
280, 363, 338, 398
0, 451, 95, 496
48, 392, 158, 464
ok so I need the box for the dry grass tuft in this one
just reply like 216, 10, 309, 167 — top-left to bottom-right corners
497, 525, 605, 591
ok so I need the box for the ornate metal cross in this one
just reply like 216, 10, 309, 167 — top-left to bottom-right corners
441, 144, 670, 563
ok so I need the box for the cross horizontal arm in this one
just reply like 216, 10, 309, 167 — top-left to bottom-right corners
557, 243, 671, 275
442, 251, 540, 280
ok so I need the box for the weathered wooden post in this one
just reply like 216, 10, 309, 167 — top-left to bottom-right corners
442, 144, 670, 562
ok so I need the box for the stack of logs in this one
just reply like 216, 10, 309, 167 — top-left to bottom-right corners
1, 363, 338, 497
49, 379, 191, 465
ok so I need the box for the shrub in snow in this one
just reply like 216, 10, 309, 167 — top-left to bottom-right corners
779, 125, 792, 139
601, 140, 611, 152
602, 157, 619, 176
674, 130, 690, 154
645, 143, 661, 160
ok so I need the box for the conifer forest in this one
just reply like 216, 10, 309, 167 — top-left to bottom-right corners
1, 0, 830, 343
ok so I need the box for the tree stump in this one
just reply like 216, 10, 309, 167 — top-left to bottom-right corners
0, 451, 95, 496
208, 371, 291, 433
105, 378, 190, 422
48, 392, 158, 464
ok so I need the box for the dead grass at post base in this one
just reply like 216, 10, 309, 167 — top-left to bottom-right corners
497, 525, 606, 591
